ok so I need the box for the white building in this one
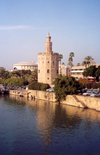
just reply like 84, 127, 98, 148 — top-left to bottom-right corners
71, 63, 100, 79
59, 63, 67, 76
13, 61, 38, 71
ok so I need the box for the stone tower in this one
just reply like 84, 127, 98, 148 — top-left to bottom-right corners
38, 34, 59, 85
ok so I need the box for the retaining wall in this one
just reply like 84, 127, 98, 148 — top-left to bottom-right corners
9, 90, 100, 111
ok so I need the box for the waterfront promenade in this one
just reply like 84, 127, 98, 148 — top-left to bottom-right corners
9, 89, 100, 112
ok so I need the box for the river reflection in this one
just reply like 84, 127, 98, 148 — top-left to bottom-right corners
1, 95, 100, 155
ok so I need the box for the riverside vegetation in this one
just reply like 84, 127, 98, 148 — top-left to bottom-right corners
0, 68, 100, 102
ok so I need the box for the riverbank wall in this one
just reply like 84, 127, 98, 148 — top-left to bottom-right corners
9, 90, 100, 111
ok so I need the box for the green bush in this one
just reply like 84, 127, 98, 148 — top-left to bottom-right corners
41, 84, 50, 91
28, 81, 50, 91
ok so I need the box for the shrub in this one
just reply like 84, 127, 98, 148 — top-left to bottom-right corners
28, 81, 50, 91
41, 84, 50, 91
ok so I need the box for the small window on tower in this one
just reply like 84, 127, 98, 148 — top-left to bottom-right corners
48, 61, 49, 63
47, 69, 49, 73
57, 70, 58, 73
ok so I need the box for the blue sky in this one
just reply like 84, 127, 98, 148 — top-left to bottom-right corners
0, 0, 100, 69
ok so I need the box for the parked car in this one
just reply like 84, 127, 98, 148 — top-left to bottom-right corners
46, 87, 54, 92
83, 90, 93, 96
90, 92, 100, 97
82, 89, 87, 94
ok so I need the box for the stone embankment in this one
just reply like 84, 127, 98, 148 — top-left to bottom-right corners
9, 90, 100, 111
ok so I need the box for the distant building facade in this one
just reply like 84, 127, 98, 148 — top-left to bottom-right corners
71, 63, 100, 79
71, 65, 85, 79
59, 63, 67, 76
13, 61, 38, 71
38, 34, 59, 85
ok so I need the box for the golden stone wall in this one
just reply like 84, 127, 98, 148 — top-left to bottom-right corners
38, 34, 59, 85
9, 90, 100, 111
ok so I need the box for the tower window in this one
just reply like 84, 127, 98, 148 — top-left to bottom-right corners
57, 70, 58, 73
47, 69, 49, 73
48, 61, 49, 63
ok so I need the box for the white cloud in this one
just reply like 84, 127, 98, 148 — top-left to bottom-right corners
0, 25, 32, 30
0, 25, 50, 30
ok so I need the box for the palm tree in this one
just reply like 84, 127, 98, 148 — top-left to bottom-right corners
59, 54, 63, 74
68, 52, 74, 68
82, 56, 94, 67
67, 52, 74, 76
82, 61, 87, 68
69, 52, 74, 59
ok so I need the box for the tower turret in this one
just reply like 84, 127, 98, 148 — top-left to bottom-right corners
45, 33, 52, 54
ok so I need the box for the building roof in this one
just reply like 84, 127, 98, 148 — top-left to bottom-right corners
96, 63, 100, 67
71, 66, 85, 70
71, 63, 100, 70
13, 61, 37, 66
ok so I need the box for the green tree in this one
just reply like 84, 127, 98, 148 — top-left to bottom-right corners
83, 65, 97, 78
0, 69, 5, 78
31, 69, 38, 80
95, 66, 100, 81
82, 61, 87, 67
54, 75, 83, 103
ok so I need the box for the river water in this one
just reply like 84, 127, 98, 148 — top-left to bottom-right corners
0, 95, 100, 155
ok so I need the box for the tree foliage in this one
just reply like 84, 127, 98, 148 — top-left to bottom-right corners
83, 65, 100, 81
83, 65, 96, 77
95, 66, 100, 81
82, 56, 94, 67
0, 78, 28, 86
54, 75, 83, 102
28, 81, 50, 91
0, 69, 38, 84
